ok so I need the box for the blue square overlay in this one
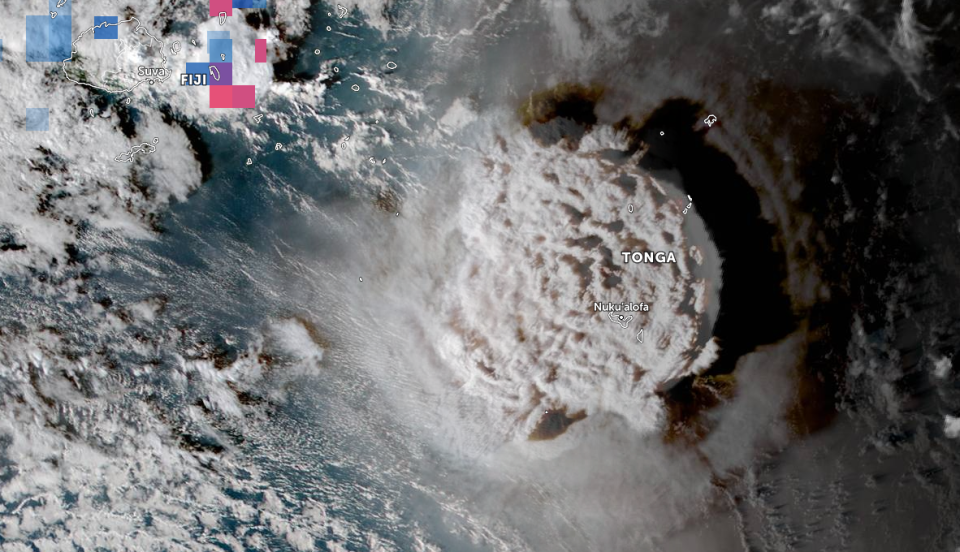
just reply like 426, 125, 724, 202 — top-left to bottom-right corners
49, 16, 71, 60
26, 16, 50, 62
94, 16, 118, 39
208, 39, 232, 63
185, 62, 210, 75
26, 14, 71, 62
26, 108, 49, 131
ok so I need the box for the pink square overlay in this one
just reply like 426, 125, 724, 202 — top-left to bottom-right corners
255, 39, 267, 63
233, 85, 256, 108
210, 85, 232, 108
210, 0, 232, 17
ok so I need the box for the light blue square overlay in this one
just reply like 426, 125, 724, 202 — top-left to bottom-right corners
208, 39, 232, 63
26, 108, 49, 131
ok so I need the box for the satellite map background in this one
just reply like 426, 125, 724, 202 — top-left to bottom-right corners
1, 0, 959, 550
